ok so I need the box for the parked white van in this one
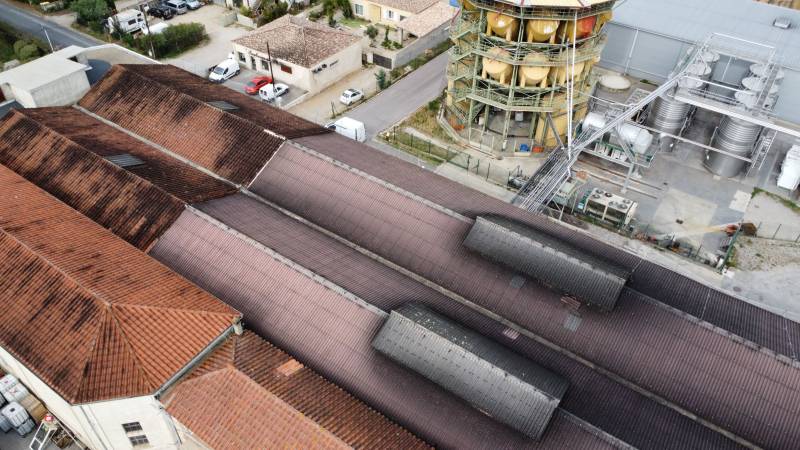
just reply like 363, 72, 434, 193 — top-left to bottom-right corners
208, 57, 240, 83
326, 117, 367, 142
106, 9, 145, 34
141, 22, 169, 35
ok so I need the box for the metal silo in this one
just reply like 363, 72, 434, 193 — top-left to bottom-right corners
705, 117, 762, 177
646, 95, 691, 152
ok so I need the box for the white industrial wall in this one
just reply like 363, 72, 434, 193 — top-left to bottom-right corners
3, 71, 90, 108
600, 0, 800, 123
0, 346, 181, 450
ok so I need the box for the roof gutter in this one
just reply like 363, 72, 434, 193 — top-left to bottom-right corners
153, 320, 242, 399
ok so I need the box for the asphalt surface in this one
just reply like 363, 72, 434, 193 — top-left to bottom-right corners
347, 52, 449, 140
0, 0, 102, 50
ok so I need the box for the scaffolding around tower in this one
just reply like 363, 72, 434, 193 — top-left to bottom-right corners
444, 0, 617, 156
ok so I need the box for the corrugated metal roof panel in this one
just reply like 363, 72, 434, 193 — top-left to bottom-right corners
373, 304, 567, 441
464, 216, 628, 310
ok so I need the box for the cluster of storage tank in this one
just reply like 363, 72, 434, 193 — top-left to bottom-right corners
735, 63, 784, 111
0, 374, 46, 437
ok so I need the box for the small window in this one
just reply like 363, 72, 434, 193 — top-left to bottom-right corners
329, 60, 338, 67
385, 9, 393, 19
238, 52, 246, 62
280, 64, 292, 74
122, 422, 143, 434
128, 435, 149, 447
354, 3, 363, 15
261, 58, 270, 71
128, 19, 136, 25
400, 15, 406, 21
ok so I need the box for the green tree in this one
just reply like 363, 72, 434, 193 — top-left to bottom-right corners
257, 1, 288, 26
375, 69, 388, 90
365, 25, 378, 40
70, 0, 109, 30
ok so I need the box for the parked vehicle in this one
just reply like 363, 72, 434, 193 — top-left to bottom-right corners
147, 5, 174, 19
208, 57, 240, 83
185, 0, 202, 9
106, 9, 145, 34
162, 0, 188, 15
259, 83, 289, 102
244, 76, 274, 95
339, 88, 364, 106
141, 22, 169, 35
326, 117, 366, 142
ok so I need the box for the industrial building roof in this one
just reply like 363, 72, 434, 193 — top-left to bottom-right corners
18, 107, 237, 204
165, 330, 428, 449
166, 194, 742, 449
0, 46, 88, 92
464, 216, 629, 310
0, 109, 185, 250
233, 16, 362, 68
373, 304, 568, 441
0, 166, 240, 404
150, 209, 622, 449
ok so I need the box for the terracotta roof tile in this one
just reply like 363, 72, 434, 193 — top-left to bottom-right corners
17, 107, 237, 204
165, 367, 352, 450
0, 166, 240, 404
79, 64, 328, 184
0, 109, 184, 250
234, 16, 361, 68
165, 331, 429, 449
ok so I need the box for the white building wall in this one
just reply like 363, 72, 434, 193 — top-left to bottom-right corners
0, 346, 181, 450
1, 70, 90, 108
306, 44, 363, 94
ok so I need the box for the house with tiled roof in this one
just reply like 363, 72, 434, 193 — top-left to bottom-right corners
232, 16, 363, 94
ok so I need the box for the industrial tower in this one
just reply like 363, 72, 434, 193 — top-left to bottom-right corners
445, 0, 616, 155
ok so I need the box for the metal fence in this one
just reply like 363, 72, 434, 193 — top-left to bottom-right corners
751, 221, 800, 242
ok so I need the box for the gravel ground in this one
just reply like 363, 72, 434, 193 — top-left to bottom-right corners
734, 237, 800, 271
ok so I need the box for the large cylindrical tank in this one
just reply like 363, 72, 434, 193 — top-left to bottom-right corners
518, 53, 550, 87
535, 113, 569, 147
526, 19, 559, 42
595, 11, 613, 31
679, 62, 711, 89
551, 60, 585, 85
559, 16, 597, 42
706, 117, 761, 177
646, 95, 691, 152
583, 112, 654, 154
487, 13, 519, 40
482, 48, 512, 84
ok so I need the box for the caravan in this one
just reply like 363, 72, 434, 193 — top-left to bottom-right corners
106, 9, 146, 34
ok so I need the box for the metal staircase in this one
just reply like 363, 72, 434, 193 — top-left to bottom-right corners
747, 128, 777, 177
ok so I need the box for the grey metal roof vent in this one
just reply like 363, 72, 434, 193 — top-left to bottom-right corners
773, 17, 792, 29
206, 100, 240, 111
463, 216, 630, 311
372, 304, 568, 441
103, 153, 146, 169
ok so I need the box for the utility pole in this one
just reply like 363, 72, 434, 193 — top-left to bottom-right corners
266, 41, 274, 87
138, 2, 156, 59
41, 26, 54, 52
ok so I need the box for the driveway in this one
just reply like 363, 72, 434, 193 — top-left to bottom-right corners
289, 65, 381, 124
346, 51, 448, 139
0, 0, 101, 49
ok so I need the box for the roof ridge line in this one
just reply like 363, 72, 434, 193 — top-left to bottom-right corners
105, 304, 161, 392
116, 65, 288, 141
7, 109, 183, 207
113, 302, 239, 321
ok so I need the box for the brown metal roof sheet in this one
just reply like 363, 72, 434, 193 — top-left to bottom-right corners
149, 210, 619, 449
17, 107, 237, 204
293, 133, 800, 361
0, 166, 240, 404
0, 109, 184, 250
195, 194, 742, 450
165, 367, 352, 450
250, 140, 800, 449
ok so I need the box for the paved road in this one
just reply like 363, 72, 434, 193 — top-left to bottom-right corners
0, 0, 101, 50
348, 51, 448, 139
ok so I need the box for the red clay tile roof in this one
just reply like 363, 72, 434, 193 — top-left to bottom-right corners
78, 64, 328, 185
0, 109, 184, 250
166, 367, 351, 450
166, 331, 429, 450
0, 166, 240, 404
18, 107, 237, 204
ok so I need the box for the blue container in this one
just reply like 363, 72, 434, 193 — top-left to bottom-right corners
519, 143, 531, 153
449, 0, 460, 7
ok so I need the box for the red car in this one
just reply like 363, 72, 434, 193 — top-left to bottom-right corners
244, 76, 274, 95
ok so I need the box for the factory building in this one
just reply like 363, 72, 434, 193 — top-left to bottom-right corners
444, 0, 616, 154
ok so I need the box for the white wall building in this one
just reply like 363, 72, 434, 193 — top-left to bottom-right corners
232, 15, 362, 95
0, 46, 91, 107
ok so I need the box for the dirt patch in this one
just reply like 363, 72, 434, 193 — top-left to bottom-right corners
734, 237, 800, 271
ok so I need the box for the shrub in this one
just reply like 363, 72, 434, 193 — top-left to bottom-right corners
258, 1, 288, 26
375, 69, 388, 90
390, 67, 402, 79
13, 40, 27, 56
308, 9, 323, 20
365, 25, 378, 40
136, 22, 206, 58
17, 44, 40, 61
70, 0, 108, 26
327, 13, 336, 27
239, 5, 251, 16
427, 98, 440, 112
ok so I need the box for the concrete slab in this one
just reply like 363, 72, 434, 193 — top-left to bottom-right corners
652, 189, 716, 242
164, 5, 249, 74
289, 65, 382, 125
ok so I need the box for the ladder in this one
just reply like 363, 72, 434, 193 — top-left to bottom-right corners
747, 128, 777, 177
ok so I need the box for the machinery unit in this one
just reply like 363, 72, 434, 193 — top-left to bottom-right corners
582, 112, 654, 165
581, 188, 638, 227
445, 0, 617, 155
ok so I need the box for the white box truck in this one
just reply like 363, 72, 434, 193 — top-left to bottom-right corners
326, 117, 367, 142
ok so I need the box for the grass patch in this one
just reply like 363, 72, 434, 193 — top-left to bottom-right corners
752, 187, 800, 214
382, 129, 458, 166
401, 96, 456, 145
339, 17, 369, 28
